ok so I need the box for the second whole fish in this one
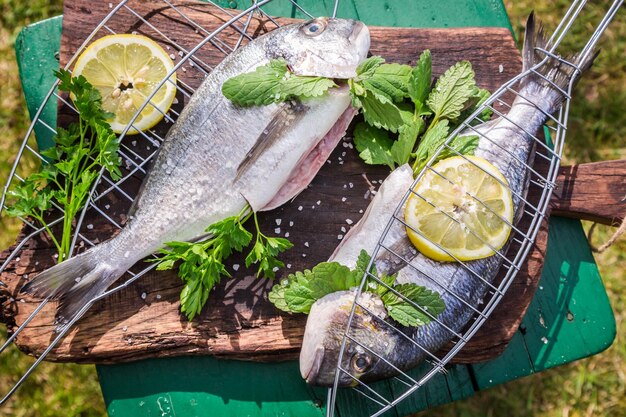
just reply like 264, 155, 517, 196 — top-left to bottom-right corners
299, 13, 596, 387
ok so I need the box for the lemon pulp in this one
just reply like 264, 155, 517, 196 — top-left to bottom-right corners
72, 34, 176, 135
404, 156, 514, 262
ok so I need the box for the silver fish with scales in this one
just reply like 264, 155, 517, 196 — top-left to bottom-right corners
22, 17, 370, 322
299, 14, 596, 387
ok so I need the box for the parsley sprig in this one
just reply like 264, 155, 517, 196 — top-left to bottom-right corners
5, 69, 121, 262
269, 250, 444, 327
154, 206, 293, 320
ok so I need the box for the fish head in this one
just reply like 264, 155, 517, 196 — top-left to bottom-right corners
300, 290, 407, 387
267, 17, 370, 79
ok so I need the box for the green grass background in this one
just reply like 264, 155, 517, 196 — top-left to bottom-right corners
0, 0, 624, 416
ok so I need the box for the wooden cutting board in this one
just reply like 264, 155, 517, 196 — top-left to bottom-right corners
1, 0, 624, 364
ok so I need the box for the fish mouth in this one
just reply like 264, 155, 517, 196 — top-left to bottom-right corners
349, 21, 370, 64
301, 345, 326, 384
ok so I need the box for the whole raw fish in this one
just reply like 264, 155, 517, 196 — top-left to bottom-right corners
299, 13, 595, 386
23, 17, 370, 322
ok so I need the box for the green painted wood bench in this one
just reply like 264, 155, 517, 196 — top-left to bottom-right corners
14, 1, 615, 415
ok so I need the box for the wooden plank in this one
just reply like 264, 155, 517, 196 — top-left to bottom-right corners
552, 160, 626, 226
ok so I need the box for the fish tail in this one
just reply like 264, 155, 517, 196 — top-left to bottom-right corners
520, 11, 598, 114
21, 241, 127, 326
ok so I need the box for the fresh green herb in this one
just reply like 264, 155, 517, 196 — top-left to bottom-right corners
268, 250, 444, 327
351, 52, 492, 176
5, 69, 121, 262
155, 205, 293, 320
221, 59, 337, 106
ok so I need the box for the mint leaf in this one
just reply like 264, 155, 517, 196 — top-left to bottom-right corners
408, 50, 432, 111
268, 283, 289, 312
353, 122, 395, 169
361, 63, 412, 103
413, 119, 450, 173
221, 59, 287, 106
391, 118, 423, 166
459, 87, 492, 123
360, 93, 406, 133
381, 283, 445, 327
309, 262, 356, 297
281, 75, 337, 99
356, 56, 385, 78
222, 59, 337, 106
285, 274, 317, 313
354, 249, 374, 281
438, 135, 480, 160
426, 61, 476, 122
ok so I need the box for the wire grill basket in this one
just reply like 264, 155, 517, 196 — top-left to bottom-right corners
0, 0, 621, 413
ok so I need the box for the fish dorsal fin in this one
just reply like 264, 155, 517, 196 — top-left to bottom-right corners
235, 100, 307, 181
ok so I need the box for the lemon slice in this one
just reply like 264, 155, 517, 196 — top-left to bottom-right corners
405, 156, 514, 262
73, 34, 176, 135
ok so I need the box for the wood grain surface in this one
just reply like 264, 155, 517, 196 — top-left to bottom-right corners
2, 0, 616, 365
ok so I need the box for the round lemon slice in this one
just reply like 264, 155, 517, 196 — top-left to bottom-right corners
405, 156, 514, 262
73, 34, 176, 135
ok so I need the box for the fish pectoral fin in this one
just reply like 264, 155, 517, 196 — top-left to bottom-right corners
235, 100, 307, 181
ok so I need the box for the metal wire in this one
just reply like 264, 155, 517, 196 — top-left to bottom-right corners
0, 0, 340, 405
326, 1, 623, 416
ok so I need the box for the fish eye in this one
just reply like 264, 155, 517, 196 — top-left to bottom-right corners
351, 353, 372, 373
301, 19, 327, 37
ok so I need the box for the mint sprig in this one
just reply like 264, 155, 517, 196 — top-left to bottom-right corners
352, 52, 492, 176
268, 250, 444, 328
221, 59, 337, 106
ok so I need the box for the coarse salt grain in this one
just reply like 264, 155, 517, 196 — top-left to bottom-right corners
275, 227, 281, 234
346, 219, 353, 225
287, 263, 292, 269
298, 206, 303, 211
169, 53, 176, 60
86, 224, 93, 230
498, 64, 504, 73
156, 294, 162, 300
337, 234, 344, 240
233, 264, 240, 271
289, 221, 294, 227
276, 218, 282, 226
341, 226, 346, 233
304, 242, 309, 247
141, 292, 147, 300
341, 197, 347, 202
316, 200, 321, 205
284, 232, 290, 238
349, 182, 354, 188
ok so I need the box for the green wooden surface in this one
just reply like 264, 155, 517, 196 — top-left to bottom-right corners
14, 1, 616, 416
